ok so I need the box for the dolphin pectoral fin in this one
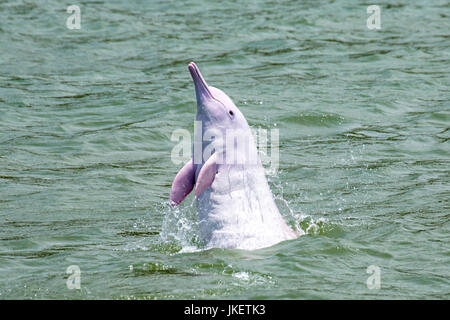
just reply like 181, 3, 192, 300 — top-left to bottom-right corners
195, 154, 217, 197
170, 159, 195, 206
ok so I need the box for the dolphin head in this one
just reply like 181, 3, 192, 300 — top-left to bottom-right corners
188, 62, 248, 130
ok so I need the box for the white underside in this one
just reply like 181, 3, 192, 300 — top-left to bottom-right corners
196, 163, 296, 250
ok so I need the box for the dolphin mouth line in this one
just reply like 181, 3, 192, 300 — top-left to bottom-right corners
188, 62, 230, 116
188, 62, 214, 99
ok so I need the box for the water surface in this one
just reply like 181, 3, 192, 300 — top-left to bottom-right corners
0, 0, 449, 299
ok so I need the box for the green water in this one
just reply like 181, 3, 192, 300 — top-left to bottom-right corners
1, 0, 449, 299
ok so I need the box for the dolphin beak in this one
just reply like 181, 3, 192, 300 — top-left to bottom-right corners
188, 62, 214, 103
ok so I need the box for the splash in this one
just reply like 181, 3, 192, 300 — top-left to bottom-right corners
159, 187, 333, 254
269, 171, 333, 237
160, 197, 204, 252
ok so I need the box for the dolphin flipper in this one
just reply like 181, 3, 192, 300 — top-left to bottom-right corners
170, 159, 195, 206
195, 154, 217, 197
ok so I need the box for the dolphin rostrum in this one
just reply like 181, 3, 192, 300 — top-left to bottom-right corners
170, 62, 297, 250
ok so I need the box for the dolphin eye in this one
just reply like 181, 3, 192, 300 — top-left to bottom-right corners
229, 110, 234, 116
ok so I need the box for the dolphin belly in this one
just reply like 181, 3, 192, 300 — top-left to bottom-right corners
196, 165, 294, 250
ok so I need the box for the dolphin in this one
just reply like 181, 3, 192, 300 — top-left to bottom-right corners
170, 62, 297, 250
